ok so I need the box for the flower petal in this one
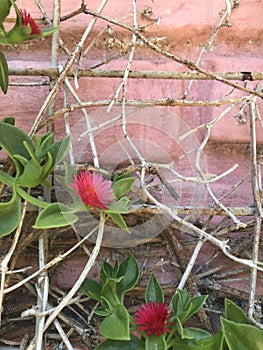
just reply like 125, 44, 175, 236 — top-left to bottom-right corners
20, 9, 41, 35
69, 171, 115, 212
134, 302, 171, 336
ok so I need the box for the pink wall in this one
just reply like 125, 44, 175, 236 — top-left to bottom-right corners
2, 0, 263, 143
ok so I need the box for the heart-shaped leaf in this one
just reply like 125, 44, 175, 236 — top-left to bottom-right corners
16, 157, 43, 187
81, 278, 102, 302
100, 304, 130, 340
33, 203, 78, 229
117, 255, 140, 301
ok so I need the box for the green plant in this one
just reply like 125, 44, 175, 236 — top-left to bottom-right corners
81, 256, 263, 350
0, 118, 135, 235
35, 162, 135, 231
0, 0, 57, 93
0, 118, 71, 235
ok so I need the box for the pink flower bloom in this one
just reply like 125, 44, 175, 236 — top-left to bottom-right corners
134, 302, 172, 336
69, 171, 115, 212
19, 9, 41, 35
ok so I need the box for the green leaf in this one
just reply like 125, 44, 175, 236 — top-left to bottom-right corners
33, 132, 54, 159
0, 0, 13, 25
13, 154, 28, 167
0, 169, 15, 186
175, 317, 194, 339
175, 316, 185, 337
146, 334, 166, 350
16, 186, 49, 209
22, 139, 37, 159
13, 134, 69, 188
145, 273, 164, 303
107, 197, 130, 214
40, 26, 59, 37
107, 212, 129, 231
117, 255, 140, 301
224, 299, 250, 324
172, 329, 223, 350
101, 279, 122, 308
113, 171, 132, 182
171, 289, 206, 324
0, 122, 33, 174
55, 162, 77, 199
0, 51, 9, 94
184, 295, 208, 322
111, 177, 135, 200
63, 162, 77, 184
101, 261, 116, 280
0, 190, 21, 237
48, 135, 71, 167
95, 334, 141, 350
16, 157, 43, 187
100, 260, 121, 286
40, 151, 54, 179
81, 278, 102, 302
221, 317, 263, 350
33, 203, 78, 229
183, 327, 212, 340
93, 306, 112, 317
100, 304, 130, 340
4, 0, 23, 44
41, 178, 52, 188
171, 289, 190, 315
112, 259, 120, 276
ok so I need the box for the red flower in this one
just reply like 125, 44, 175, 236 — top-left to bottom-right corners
134, 302, 172, 336
69, 171, 115, 212
19, 9, 41, 35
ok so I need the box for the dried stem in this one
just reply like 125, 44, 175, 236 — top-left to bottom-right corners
27, 212, 106, 350
3, 225, 99, 294
182, 1, 231, 98
248, 99, 263, 328
83, 8, 263, 99
0, 194, 28, 325
29, 0, 110, 137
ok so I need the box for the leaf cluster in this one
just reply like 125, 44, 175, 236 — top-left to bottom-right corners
0, 118, 136, 235
0, 119, 70, 236
81, 255, 263, 350
81, 255, 140, 344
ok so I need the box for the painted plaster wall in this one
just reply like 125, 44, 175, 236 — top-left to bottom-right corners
2, 0, 263, 142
